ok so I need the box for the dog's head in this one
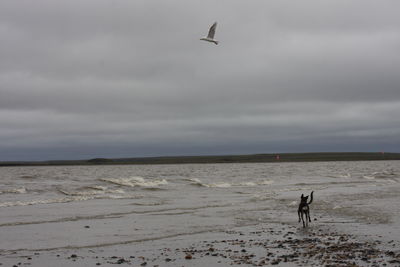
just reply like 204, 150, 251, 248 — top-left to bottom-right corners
300, 194, 309, 203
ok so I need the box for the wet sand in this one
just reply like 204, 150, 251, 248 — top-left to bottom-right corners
1, 219, 400, 267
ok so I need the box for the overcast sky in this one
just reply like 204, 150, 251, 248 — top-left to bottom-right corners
1, 0, 400, 161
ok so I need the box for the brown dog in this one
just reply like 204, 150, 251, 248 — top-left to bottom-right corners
298, 191, 314, 227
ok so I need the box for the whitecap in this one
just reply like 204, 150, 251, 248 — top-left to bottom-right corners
276, 187, 314, 193
127, 177, 168, 187
0, 196, 93, 207
208, 183, 232, 188
188, 178, 204, 184
187, 178, 210, 187
101, 177, 168, 188
58, 189, 102, 196
101, 177, 139, 187
237, 182, 257, 187
1, 187, 27, 194
135, 178, 168, 187
188, 179, 273, 188
250, 193, 275, 201
108, 189, 126, 194
88, 185, 108, 191
258, 180, 274, 185
363, 175, 375, 180
382, 170, 395, 176
107, 194, 143, 199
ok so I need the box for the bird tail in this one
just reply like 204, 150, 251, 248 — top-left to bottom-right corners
308, 191, 314, 205
214, 41, 219, 45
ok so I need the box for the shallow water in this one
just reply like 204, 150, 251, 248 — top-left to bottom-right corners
0, 161, 399, 252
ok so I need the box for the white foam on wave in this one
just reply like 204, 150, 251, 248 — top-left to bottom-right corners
382, 170, 396, 176
187, 178, 204, 185
250, 192, 276, 201
59, 189, 103, 196
108, 189, 126, 194
373, 170, 396, 179
188, 179, 232, 188
363, 175, 375, 180
276, 187, 315, 193
362, 170, 397, 180
208, 183, 232, 188
238, 182, 257, 186
0, 187, 27, 194
0, 189, 141, 207
327, 173, 352, 179
101, 176, 168, 187
88, 185, 108, 191
0, 196, 94, 208
58, 185, 128, 198
258, 180, 274, 185
188, 178, 274, 188
107, 193, 143, 199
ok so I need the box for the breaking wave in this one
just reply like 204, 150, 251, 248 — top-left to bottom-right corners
363, 175, 375, 180
59, 186, 129, 198
0, 189, 142, 207
101, 176, 168, 188
362, 170, 397, 180
0, 188, 27, 194
59, 189, 104, 196
0, 196, 94, 208
187, 178, 274, 188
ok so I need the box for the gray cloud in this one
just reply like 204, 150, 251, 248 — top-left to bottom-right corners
1, 0, 400, 160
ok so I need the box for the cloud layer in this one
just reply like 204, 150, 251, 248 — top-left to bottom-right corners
1, 0, 400, 160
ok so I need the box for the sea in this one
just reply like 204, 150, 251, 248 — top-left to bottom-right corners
0, 160, 399, 253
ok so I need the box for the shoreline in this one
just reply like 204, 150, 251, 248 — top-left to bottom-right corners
1, 152, 399, 167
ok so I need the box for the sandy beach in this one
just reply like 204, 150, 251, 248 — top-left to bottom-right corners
1, 161, 400, 266
1, 221, 399, 266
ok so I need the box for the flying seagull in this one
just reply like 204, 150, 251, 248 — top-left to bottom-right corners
200, 22, 218, 45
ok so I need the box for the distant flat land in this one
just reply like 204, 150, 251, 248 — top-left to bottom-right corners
1, 152, 399, 167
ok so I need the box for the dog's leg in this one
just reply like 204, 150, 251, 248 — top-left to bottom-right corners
301, 212, 305, 228
308, 210, 311, 222
298, 210, 301, 223
304, 212, 307, 226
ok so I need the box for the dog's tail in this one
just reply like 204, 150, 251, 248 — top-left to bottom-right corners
308, 191, 314, 205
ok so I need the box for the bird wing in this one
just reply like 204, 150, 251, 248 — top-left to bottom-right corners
207, 22, 217, 39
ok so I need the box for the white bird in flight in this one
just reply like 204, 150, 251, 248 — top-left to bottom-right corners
200, 22, 219, 45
